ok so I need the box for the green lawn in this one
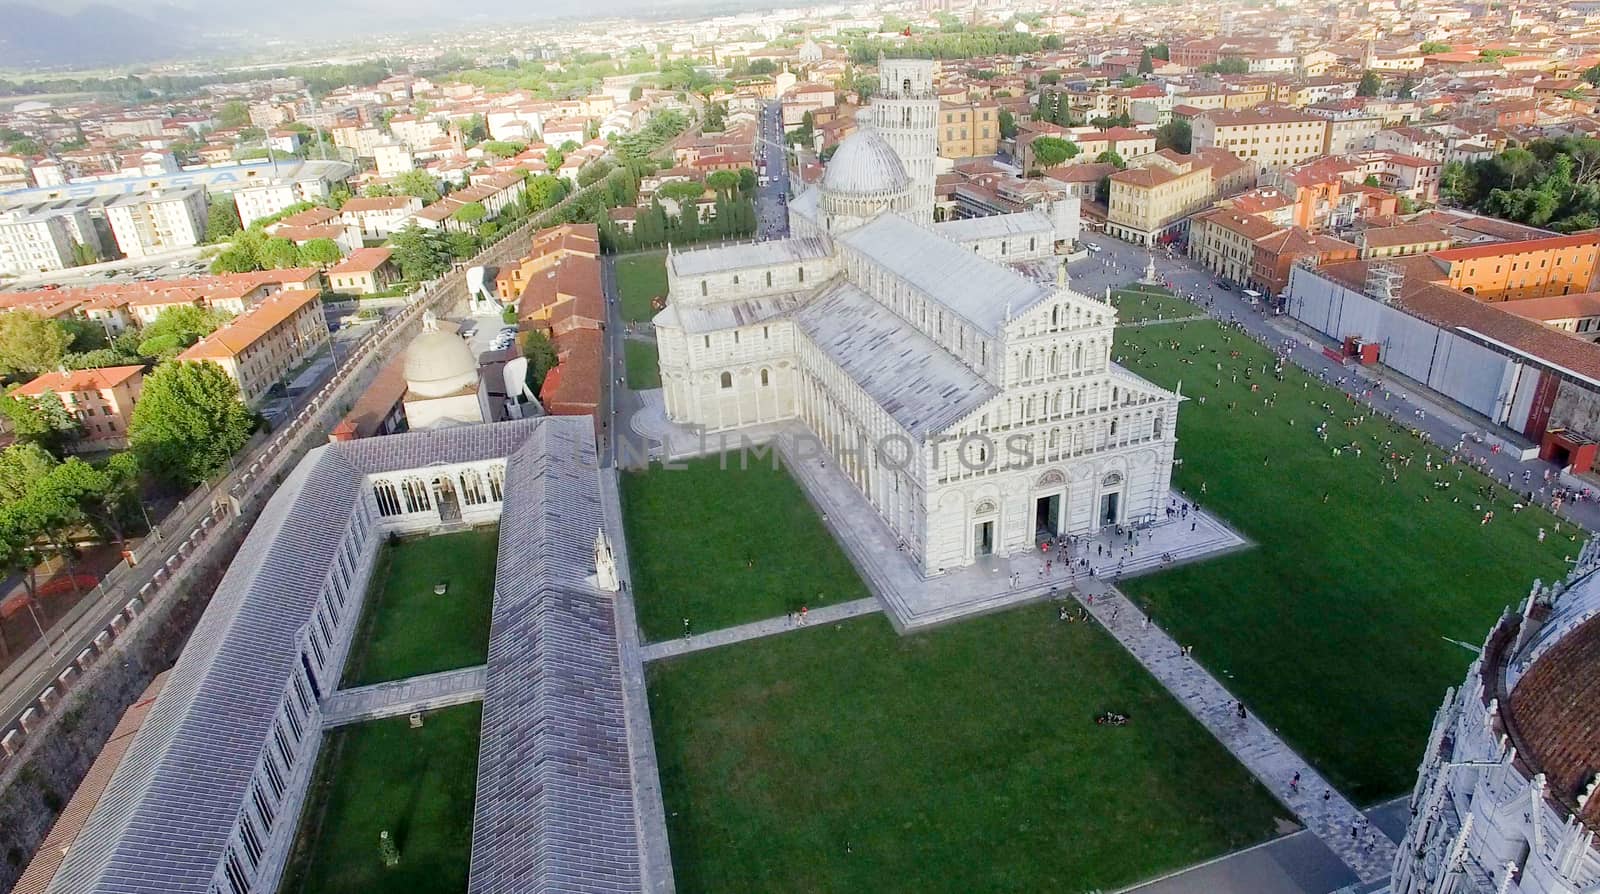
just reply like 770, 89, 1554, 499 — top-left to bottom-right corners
615, 251, 667, 323
1111, 285, 1200, 324
621, 455, 870, 641
1115, 319, 1571, 802
624, 339, 661, 389
341, 528, 499, 687
279, 704, 482, 894
650, 609, 1292, 893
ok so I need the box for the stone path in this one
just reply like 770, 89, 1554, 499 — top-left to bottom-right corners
597, 471, 677, 894
320, 664, 486, 727
1071, 575, 1398, 885
640, 597, 882, 662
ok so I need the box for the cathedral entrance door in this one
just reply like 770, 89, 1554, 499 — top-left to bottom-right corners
1035, 494, 1061, 541
1099, 492, 1120, 527
974, 521, 994, 557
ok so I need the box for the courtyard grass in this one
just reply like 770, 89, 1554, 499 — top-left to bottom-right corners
621, 455, 870, 641
341, 528, 499, 688
649, 608, 1293, 893
615, 251, 667, 323
279, 704, 481, 894
624, 339, 661, 389
1114, 318, 1571, 803
1111, 284, 1200, 324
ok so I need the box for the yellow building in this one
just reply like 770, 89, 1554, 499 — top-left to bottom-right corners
177, 288, 329, 406
1191, 106, 1329, 170
1105, 148, 1252, 246
937, 100, 1001, 160
1188, 207, 1284, 285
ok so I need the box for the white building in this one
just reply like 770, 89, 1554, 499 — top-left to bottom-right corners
0, 209, 77, 275
868, 56, 939, 227
1391, 540, 1600, 894
371, 141, 415, 177
654, 60, 1177, 575
234, 176, 336, 229
105, 186, 208, 259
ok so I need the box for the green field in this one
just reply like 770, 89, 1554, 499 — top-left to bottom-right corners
341, 528, 499, 687
615, 251, 667, 323
1115, 318, 1570, 802
280, 704, 482, 894
649, 609, 1292, 893
1111, 285, 1200, 324
621, 455, 870, 641
624, 339, 661, 389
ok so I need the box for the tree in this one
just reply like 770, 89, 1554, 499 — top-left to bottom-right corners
0, 311, 72, 378
205, 197, 242, 243
218, 100, 250, 129
297, 237, 343, 266
1398, 75, 1416, 100
658, 180, 708, 204
1030, 136, 1078, 168
1151, 42, 1169, 61
1138, 47, 1155, 75
706, 170, 739, 193
1419, 41, 1453, 54
70, 241, 99, 266
0, 443, 57, 502
210, 242, 260, 274
64, 347, 142, 370
135, 306, 231, 359
525, 174, 568, 213
1096, 150, 1125, 168
520, 330, 560, 391
0, 389, 80, 453
629, 84, 644, 101
389, 225, 453, 281
737, 167, 757, 196
1585, 64, 1600, 87
394, 170, 440, 202
1201, 56, 1250, 75
259, 237, 302, 269
1357, 71, 1382, 97
451, 201, 488, 224
130, 361, 255, 487
445, 230, 480, 259
998, 109, 1017, 140
1156, 120, 1191, 154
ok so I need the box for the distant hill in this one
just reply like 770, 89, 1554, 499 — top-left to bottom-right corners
0, 3, 197, 68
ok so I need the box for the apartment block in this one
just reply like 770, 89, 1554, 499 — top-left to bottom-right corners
177, 288, 329, 406
1192, 107, 1329, 170
105, 187, 208, 259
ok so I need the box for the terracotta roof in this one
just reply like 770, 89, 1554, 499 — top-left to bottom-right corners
1431, 232, 1600, 263
13, 365, 143, 396
1359, 223, 1453, 248
1043, 161, 1118, 183
1110, 165, 1180, 187
12, 674, 168, 894
329, 247, 392, 275
339, 196, 418, 212
1194, 207, 1285, 240
1507, 615, 1600, 825
1500, 292, 1600, 323
538, 326, 602, 416
178, 289, 323, 361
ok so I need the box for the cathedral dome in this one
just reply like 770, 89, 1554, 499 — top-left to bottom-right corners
1506, 607, 1600, 826
404, 314, 479, 398
821, 124, 911, 197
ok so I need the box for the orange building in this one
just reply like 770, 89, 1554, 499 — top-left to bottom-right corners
1430, 234, 1600, 302
495, 223, 601, 301
177, 288, 328, 407
496, 223, 604, 422
12, 365, 145, 450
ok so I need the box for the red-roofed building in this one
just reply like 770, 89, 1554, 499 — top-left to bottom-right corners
12, 365, 145, 450
1431, 234, 1600, 302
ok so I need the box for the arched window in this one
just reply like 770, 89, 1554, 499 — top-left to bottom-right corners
487, 464, 505, 502
1110, 419, 1119, 437
401, 477, 431, 513
373, 480, 402, 517
720, 371, 733, 389
1051, 306, 1059, 327
700, 280, 707, 296
766, 271, 772, 286
1073, 344, 1083, 368
1050, 348, 1059, 373
460, 468, 486, 506
798, 266, 805, 282
1153, 414, 1164, 439
1022, 353, 1032, 378
760, 368, 770, 386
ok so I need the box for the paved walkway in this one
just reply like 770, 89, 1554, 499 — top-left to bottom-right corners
597, 472, 677, 894
320, 665, 486, 727
1071, 576, 1397, 884
640, 598, 881, 661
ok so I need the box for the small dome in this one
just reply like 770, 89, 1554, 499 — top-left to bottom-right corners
821, 125, 910, 197
404, 326, 478, 398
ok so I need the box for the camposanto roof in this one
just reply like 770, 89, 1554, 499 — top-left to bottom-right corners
48, 418, 633, 894
932, 210, 1054, 243
836, 212, 1053, 336
668, 235, 832, 278
468, 421, 641, 893
796, 278, 996, 439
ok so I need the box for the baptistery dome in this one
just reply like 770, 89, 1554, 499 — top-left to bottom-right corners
404, 312, 479, 398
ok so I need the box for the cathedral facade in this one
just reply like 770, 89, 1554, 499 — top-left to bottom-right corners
653, 59, 1180, 575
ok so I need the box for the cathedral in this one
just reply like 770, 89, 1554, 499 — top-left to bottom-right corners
652, 58, 1181, 575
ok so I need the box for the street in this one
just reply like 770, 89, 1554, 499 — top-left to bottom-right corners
754, 99, 790, 241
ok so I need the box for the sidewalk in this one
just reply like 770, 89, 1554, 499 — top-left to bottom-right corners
1072, 576, 1397, 885
320, 664, 486, 727
640, 598, 881, 661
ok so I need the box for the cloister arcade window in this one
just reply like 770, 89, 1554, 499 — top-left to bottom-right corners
401, 477, 431, 513
373, 480, 402, 516
461, 468, 487, 505
487, 464, 505, 501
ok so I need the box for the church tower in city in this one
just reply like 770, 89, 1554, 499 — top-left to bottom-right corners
869, 54, 938, 226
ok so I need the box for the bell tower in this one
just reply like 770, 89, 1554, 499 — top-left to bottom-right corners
869, 54, 938, 226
